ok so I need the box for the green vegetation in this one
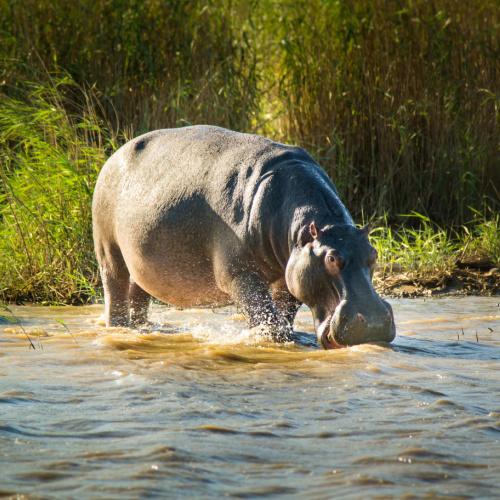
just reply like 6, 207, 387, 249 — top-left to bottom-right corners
260, 0, 499, 223
0, 80, 114, 303
374, 212, 500, 271
0, 0, 498, 302
371, 212, 499, 295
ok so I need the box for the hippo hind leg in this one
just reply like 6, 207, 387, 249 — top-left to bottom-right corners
96, 243, 130, 327
129, 281, 151, 327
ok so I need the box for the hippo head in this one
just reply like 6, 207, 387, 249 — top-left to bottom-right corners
286, 222, 395, 349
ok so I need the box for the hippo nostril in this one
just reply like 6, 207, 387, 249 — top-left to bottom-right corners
357, 313, 366, 323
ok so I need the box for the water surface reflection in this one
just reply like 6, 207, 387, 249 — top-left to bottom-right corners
1, 297, 499, 498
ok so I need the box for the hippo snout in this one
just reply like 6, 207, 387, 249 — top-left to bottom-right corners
320, 299, 396, 349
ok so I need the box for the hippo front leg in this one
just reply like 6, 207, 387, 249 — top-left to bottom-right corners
229, 272, 292, 342
271, 282, 302, 329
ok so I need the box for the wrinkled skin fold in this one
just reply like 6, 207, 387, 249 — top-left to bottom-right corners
92, 125, 396, 348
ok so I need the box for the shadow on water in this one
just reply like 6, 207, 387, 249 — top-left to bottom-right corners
290, 330, 318, 348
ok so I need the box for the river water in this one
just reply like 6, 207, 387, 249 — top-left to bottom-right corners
1, 297, 499, 498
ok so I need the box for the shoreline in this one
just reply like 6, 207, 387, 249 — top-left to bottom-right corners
374, 266, 500, 298
2, 267, 498, 307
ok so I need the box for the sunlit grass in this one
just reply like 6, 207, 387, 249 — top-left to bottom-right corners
371, 212, 500, 281
1, 0, 499, 309
0, 79, 115, 303
0, 79, 498, 303
372, 213, 458, 277
462, 210, 500, 267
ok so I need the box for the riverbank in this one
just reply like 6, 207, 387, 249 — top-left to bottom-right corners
372, 213, 500, 298
375, 264, 500, 298
1, 209, 499, 304
1, 262, 499, 306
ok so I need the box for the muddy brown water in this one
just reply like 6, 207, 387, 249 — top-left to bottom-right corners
1, 297, 499, 498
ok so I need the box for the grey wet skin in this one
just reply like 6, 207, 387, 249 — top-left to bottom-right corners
92, 125, 395, 348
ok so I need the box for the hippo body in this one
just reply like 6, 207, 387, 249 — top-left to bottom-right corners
93, 125, 395, 347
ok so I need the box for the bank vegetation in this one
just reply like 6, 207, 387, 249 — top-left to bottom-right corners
0, 0, 498, 302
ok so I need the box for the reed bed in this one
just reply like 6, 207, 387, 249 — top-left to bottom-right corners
0, 80, 113, 302
261, 0, 499, 224
0, 0, 498, 302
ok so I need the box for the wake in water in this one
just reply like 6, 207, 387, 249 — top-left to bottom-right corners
1, 297, 499, 498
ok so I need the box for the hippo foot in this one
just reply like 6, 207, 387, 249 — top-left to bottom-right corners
132, 319, 156, 331
249, 323, 293, 343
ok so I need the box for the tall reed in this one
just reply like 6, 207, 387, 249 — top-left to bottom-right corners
260, 0, 499, 224
0, 0, 260, 133
0, 79, 114, 302
0, 0, 498, 302
1, 1, 497, 224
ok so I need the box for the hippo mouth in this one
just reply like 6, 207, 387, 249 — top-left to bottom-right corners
321, 330, 344, 349
318, 319, 345, 349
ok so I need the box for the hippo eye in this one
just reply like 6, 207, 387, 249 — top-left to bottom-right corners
325, 251, 344, 270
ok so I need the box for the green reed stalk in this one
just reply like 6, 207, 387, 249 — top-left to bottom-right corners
0, 79, 115, 303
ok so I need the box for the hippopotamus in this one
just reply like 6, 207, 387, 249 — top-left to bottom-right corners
92, 125, 395, 348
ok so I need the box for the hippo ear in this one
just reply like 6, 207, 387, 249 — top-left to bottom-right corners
297, 221, 320, 246
309, 221, 320, 239
297, 226, 312, 247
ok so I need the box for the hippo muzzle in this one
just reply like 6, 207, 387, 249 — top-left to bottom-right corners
319, 299, 396, 348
